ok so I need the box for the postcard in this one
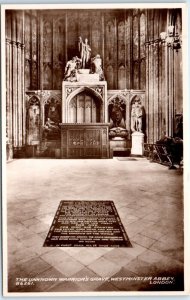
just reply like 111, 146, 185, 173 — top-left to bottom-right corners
1, 3, 189, 296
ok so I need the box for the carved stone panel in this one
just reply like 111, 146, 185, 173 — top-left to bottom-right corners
105, 20, 115, 64
67, 12, 78, 59
43, 18, 53, 89
91, 13, 102, 57
53, 17, 65, 89
118, 21, 125, 63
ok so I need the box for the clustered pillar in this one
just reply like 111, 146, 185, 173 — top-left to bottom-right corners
6, 11, 25, 159
145, 9, 182, 143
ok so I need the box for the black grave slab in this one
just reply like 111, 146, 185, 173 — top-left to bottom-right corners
43, 200, 132, 247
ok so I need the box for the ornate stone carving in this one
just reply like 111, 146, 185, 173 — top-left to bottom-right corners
65, 87, 78, 98
108, 96, 126, 129
92, 86, 104, 98
35, 90, 51, 98
108, 94, 126, 105
109, 127, 128, 139
110, 102, 124, 127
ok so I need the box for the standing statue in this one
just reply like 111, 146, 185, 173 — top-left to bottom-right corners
91, 54, 104, 80
131, 102, 143, 132
78, 36, 84, 61
131, 103, 136, 132
78, 37, 91, 68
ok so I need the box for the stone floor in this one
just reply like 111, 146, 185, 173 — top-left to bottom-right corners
5, 157, 184, 294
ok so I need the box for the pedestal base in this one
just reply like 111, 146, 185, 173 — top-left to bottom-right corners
131, 132, 144, 156
76, 73, 99, 83
109, 138, 131, 157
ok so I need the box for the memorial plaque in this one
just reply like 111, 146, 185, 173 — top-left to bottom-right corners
43, 201, 132, 247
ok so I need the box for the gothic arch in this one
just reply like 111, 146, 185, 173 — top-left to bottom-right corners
67, 86, 103, 106
107, 93, 127, 105
65, 87, 104, 123
27, 95, 40, 108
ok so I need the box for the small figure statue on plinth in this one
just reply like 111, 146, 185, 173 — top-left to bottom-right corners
91, 54, 104, 81
78, 36, 91, 69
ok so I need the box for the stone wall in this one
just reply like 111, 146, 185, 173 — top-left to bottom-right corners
5, 8, 183, 158
21, 9, 146, 91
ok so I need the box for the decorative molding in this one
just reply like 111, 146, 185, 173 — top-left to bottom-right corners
35, 90, 51, 99
107, 92, 127, 104
66, 87, 78, 98
92, 86, 104, 98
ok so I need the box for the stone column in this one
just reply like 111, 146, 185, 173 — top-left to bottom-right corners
168, 47, 174, 137
17, 42, 23, 147
149, 43, 154, 143
165, 44, 169, 137
153, 41, 159, 142
145, 42, 149, 142
39, 13, 43, 90
6, 39, 11, 140
21, 43, 26, 145
12, 39, 18, 149
6, 38, 13, 160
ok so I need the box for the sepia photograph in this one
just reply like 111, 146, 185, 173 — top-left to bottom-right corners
1, 3, 188, 296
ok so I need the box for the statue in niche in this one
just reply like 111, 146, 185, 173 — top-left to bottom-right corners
43, 118, 60, 137
131, 101, 143, 133
43, 99, 61, 139
91, 54, 105, 81
28, 104, 40, 143
110, 97, 125, 128
78, 36, 91, 68
47, 100, 60, 124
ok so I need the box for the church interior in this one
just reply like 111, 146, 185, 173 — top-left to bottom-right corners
4, 7, 185, 293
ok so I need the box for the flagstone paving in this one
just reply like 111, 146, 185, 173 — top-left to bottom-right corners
5, 158, 184, 293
